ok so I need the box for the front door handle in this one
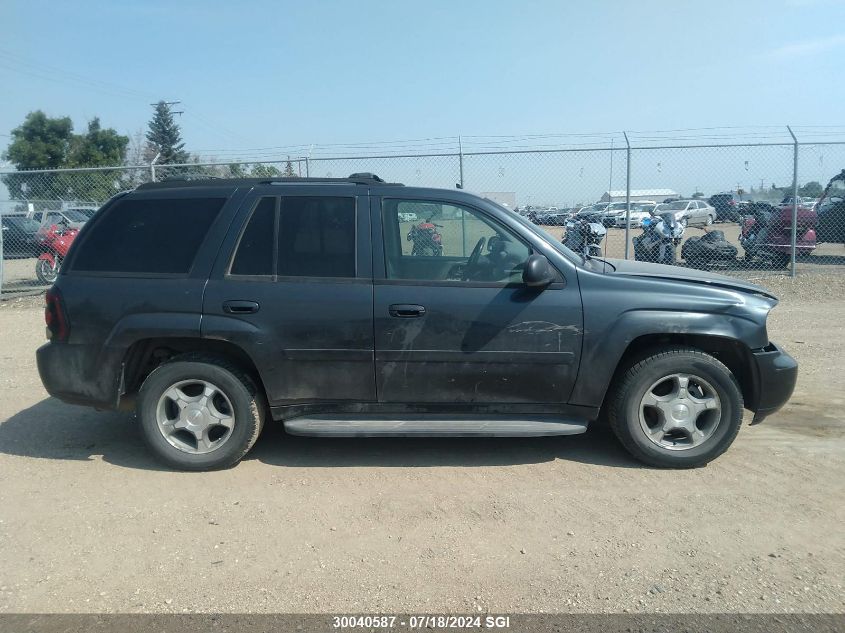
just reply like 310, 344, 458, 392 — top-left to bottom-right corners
223, 300, 260, 314
389, 304, 426, 318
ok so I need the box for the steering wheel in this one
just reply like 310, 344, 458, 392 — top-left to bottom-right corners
463, 237, 486, 280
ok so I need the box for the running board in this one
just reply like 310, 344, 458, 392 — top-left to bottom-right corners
283, 414, 588, 437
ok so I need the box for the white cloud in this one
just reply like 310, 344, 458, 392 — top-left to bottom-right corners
765, 34, 845, 60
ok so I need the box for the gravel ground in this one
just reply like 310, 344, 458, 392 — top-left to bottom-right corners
0, 273, 843, 614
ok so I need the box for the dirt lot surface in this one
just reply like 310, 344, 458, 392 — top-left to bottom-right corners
0, 273, 843, 615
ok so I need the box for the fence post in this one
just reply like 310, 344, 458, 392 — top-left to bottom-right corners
787, 126, 798, 278
458, 136, 464, 189
149, 152, 161, 183
0, 215, 4, 296
305, 156, 310, 178
623, 132, 632, 259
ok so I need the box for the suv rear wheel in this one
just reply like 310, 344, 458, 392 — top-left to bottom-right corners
607, 348, 743, 468
138, 356, 265, 471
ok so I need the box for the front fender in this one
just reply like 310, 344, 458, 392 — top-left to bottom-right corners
569, 308, 765, 408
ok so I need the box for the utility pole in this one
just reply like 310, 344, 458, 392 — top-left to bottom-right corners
150, 100, 184, 116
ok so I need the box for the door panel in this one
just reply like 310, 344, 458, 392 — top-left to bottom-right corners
373, 196, 583, 405
202, 188, 375, 406
203, 278, 375, 404
374, 283, 582, 403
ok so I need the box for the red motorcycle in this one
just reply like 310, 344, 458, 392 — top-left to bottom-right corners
36, 223, 79, 284
407, 219, 443, 256
739, 202, 816, 268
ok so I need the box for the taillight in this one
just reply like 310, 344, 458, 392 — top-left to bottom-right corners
728, 200, 736, 206
45, 287, 69, 342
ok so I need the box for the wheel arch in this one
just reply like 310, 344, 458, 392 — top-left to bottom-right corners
599, 333, 758, 417
119, 337, 268, 409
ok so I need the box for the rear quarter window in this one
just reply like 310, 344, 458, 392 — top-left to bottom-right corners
70, 197, 226, 274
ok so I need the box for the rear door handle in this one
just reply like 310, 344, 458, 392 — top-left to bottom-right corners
389, 304, 426, 318
223, 300, 260, 314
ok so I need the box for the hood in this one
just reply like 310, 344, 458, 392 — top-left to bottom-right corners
606, 258, 777, 300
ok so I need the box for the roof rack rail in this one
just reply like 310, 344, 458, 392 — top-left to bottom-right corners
136, 172, 402, 190
160, 174, 222, 182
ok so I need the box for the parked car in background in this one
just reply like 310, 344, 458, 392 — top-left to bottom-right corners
532, 207, 571, 226
1, 215, 41, 259
68, 205, 99, 221
602, 201, 657, 227
709, 192, 745, 222
398, 211, 418, 222
31, 208, 91, 234
614, 202, 658, 228
815, 169, 845, 244
654, 199, 716, 227
779, 196, 818, 210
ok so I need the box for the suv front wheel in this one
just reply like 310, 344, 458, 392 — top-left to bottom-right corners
138, 356, 265, 471
607, 348, 744, 468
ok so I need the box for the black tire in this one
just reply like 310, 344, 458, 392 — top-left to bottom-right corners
773, 252, 791, 269
137, 355, 266, 471
706, 214, 714, 226
36, 258, 59, 284
607, 347, 744, 468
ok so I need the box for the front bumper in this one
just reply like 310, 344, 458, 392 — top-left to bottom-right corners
750, 342, 798, 424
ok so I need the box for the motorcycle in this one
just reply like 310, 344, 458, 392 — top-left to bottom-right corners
681, 229, 738, 269
407, 219, 443, 256
36, 223, 79, 284
562, 215, 606, 256
739, 202, 816, 268
633, 212, 685, 265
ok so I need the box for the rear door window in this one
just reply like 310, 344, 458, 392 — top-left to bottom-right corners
230, 197, 276, 276
71, 197, 226, 274
277, 197, 356, 278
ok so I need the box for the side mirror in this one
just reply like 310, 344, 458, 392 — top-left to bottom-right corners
522, 254, 556, 288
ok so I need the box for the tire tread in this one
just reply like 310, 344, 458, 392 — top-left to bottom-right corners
607, 347, 743, 468
138, 353, 266, 471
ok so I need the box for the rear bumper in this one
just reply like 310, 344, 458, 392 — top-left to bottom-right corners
750, 342, 798, 424
36, 341, 122, 410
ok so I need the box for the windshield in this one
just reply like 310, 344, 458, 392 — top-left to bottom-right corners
63, 210, 91, 222
4, 217, 40, 232
662, 201, 689, 210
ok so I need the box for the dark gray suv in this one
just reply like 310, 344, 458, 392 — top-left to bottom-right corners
36, 174, 797, 470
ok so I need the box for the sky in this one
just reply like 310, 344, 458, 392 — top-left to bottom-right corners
1, 0, 844, 203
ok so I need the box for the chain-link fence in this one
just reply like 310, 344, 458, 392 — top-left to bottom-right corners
2, 136, 845, 295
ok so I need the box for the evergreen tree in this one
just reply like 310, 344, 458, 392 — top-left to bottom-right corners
145, 101, 189, 164
283, 160, 296, 177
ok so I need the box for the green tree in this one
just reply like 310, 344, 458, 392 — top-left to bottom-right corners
251, 163, 281, 178
68, 118, 128, 167
146, 101, 189, 164
799, 181, 823, 198
61, 118, 130, 201
2, 111, 132, 202
2, 111, 74, 199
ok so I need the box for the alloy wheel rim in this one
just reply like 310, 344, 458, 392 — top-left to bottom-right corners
155, 379, 235, 454
638, 373, 722, 451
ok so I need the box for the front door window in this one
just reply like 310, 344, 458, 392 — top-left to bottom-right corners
383, 199, 531, 284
